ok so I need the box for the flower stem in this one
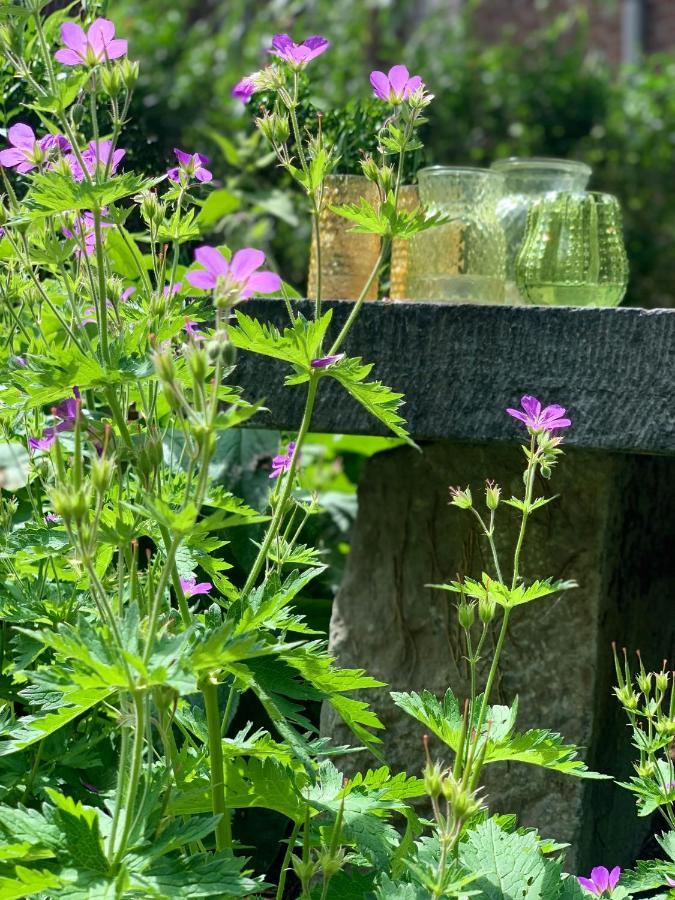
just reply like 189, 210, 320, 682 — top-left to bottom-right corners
327, 241, 388, 356
275, 819, 301, 900
112, 691, 146, 867
202, 677, 232, 850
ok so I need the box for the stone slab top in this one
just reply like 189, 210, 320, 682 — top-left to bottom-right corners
235, 299, 675, 455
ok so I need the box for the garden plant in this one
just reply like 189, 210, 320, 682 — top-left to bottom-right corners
1, 3, 675, 898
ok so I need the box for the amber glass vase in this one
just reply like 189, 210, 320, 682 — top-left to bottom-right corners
389, 184, 419, 300
307, 175, 380, 301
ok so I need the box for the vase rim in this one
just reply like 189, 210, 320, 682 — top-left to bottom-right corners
419, 165, 499, 178
490, 156, 592, 176
537, 189, 619, 202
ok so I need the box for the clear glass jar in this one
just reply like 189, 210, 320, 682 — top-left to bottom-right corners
491, 157, 592, 304
515, 191, 628, 307
407, 166, 506, 304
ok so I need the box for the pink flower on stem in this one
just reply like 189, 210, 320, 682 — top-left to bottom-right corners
184, 320, 205, 341
121, 286, 136, 302
167, 149, 212, 184
270, 441, 298, 479
29, 387, 80, 451
179, 576, 212, 599
66, 140, 125, 181
311, 353, 344, 369
62, 209, 112, 256
232, 75, 259, 104
44, 513, 60, 524
370, 65, 423, 104
0, 124, 69, 173
186, 246, 281, 298
667, 876, 675, 887
578, 866, 620, 896
55, 18, 127, 67
506, 395, 571, 433
268, 34, 329, 68
163, 282, 182, 297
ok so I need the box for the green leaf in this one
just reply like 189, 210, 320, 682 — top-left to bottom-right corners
132, 850, 263, 897
484, 726, 610, 779
196, 189, 241, 229
228, 310, 332, 367
327, 357, 414, 446
0, 443, 30, 492
0, 866, 64, 900
45, 790, 109, 875
459, 818, 562, 900
0, 806, 63, 851
20, 172, 160, 219
429, 573, 576, 608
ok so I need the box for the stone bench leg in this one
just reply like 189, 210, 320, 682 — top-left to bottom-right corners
321, 441, 675, 870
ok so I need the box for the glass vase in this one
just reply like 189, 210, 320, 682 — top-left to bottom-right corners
491, 157, 592, 304
389, 184, 419, 300
307, 174, 380, 301
515, 191, 629, 307
407, 167, 506, 304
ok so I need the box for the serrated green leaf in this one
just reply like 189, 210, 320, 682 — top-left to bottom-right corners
133, 850, 263, 897
19, 172, 160, 219
228, 310, 332, 367
0, 866, 64, 900
45, 790, 108, 875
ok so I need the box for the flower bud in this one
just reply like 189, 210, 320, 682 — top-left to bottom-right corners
449, 486, 472, 510
71, 103, 85, 126
360, 155, 380, 183
0, 202, 8, 227
458, 600, 475, 630
153, 350, 175, 384
485, 480, 501, 510
377, 164, 395, 195
317, 847, 345, 879
614, 685, 639, 710
186, 346, 208, 383
637, 672, 652, 697
91, 456, 114, 495
656, 671, 669, 693
291, 854, 318, 884
440, 772, 481, 819
423, 759, 444, 799
207, 331, 236, 366
120, 58, 140, 90
478, 595, 496, 624
101, 64, 124, 98
636, 759, 656, 778
256, 111, 289, 145
138, 191, 166, 227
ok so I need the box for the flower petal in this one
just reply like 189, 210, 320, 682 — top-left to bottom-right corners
0, 148, 28, 167
174, 148, 192, 166
60, 21, 87, 53
194, 245, 229, 277
54, 48, 83, 66
195, 166, 213, 182
370, 70, 390, 100
388, 64, 410, 96
105, 38, 127, 60
230, 247, 266, 282
608, 867, 621, 890
88, 18, 116, 54
590, 867, 609, 892
506, 408, 529, 423
8, 123, 36, 150
520, 395, 541, 418
166, 167, 180, 182
577, 877, 598, 894
242, 270, 282, 297
404, 75, 423, 96
186, 269, 217, 290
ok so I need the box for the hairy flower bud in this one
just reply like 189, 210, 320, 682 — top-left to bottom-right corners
71, 103, 86, 126
186, 346, 208, 383
91, 456, 114, 495
153, 350, 175, 383
458, 600, 475, 630
101, 64, 124, 98
360, 155, 379, 183
317, 847, 345, 879
485, 480, 501, 510
637, 672, 652, 697
656, 671, 669, 693
478, 594, 496, 624
423, 759, 444, 799
0, 201, 7, 227
377, 164, 395, 195
207, 331, 236, 366
636, 759, 656, 778
256, 111, 289, 145
120, 58, 140, 90
205, 602, 222, 629
138, 191, 166, 227
291, 853, 319, 884
440, 772, 481, 819
449, 486, 472, 510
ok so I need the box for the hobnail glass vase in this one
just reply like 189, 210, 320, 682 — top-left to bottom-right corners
515, 191, 629, 307
307, 174, 380, 301
491, 157, 592, 304
407, 166, 506, 304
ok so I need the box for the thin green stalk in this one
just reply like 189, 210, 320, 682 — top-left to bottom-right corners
112, 692, 146, 867
220, 678, 238, 737
93, 209, 111, 365
241, 375, 319, 596
202, 678, 232, 850
275, 820, 301, 900
107, 717, 130, 859
327, 241, 388, 356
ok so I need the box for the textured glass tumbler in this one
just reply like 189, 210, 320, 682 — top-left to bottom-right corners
491, 157, 592, 304
407, 167, 506, 304
515, 191, 629, 307
307, 175, 380, 301
389, 184, 419, 299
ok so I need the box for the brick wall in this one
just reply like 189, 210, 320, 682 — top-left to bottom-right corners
644, 0, 675, 53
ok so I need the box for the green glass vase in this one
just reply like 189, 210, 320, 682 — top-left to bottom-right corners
515, 191, 628, 307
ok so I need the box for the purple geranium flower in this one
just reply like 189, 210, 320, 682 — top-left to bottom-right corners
370, 65, 423, 104
121, 286, 136, 302
232, 75, 259, 104
62, 209, 112, 256
311, 353, 345, 368
179, 576, 212, 599
0, 124, 68, 173
506, 395, 571, 433
269, 34, 329, 68
270, 441, 298, 479
55, 18, 127, 67
163, 282, 182, 296
44, 513, 60, 524
184, 320, 205, 341
66, 140, 125, 181
667, 876, 675, 887
578, 866, 621, 896
29, 387, 80, 451
186, 246, 281, 298
167, 149, 212, 184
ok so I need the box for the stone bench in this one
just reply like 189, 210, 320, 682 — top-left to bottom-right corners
238, 299, 675, 870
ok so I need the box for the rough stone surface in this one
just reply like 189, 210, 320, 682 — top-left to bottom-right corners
239, 299, 675, 454
320, 441, 675, 870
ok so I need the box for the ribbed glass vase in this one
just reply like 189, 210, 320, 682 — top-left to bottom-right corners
491, 157, 592, 304
515, 191, 629, 307
407, 166, 506, 304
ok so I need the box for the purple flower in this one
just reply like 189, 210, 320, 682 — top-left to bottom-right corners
0, 124, 68, 173
232, 75, 259, 104
311, 353, 345, 369
28, 434, 56, 452
184, 320, 205, 341
506, 395, 571, 433
578, 867, 621, 896
167, 149, 212, 184
179, 576, 212, 599
121, 286, 136, 302
163, 282, 182, 296
55, 18, 127, 67
186, 246, 281, 298
10, 356, 27, 367
270, 441, 298, 479
62, 210, 112, 256
269, 34, 330, 68
29, 386, 81, 451
44, 513, 60, 524
370, 65, 423, 104
66, 140, 125, 181
667, 876, 675, 887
